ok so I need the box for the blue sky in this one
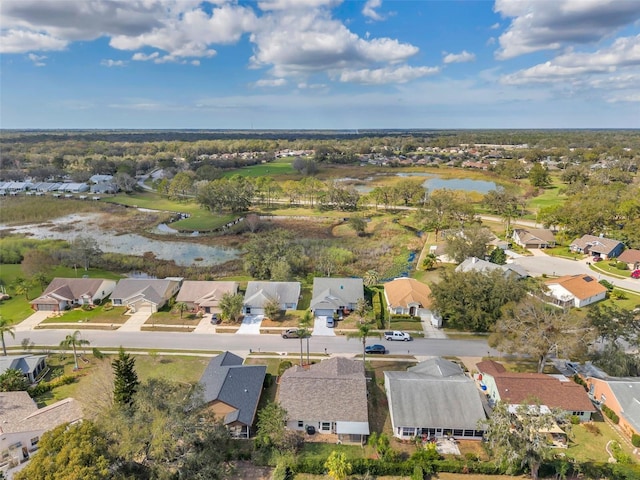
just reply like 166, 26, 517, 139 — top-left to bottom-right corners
1, 0, 639, 129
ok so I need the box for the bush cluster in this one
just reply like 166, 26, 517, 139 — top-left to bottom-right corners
599, 279, 615, 291
28, 375, 76, 397
390, 314, 421, 322
632, 434, 640, 447
602, 405, 620, 424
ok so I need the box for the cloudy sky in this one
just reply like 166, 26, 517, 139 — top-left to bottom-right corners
1, 0, 639, 129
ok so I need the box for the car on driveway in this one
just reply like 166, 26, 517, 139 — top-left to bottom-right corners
326, 317, 335, 328
365, 344, 386, 354
592, 256, 603, 262
632, 270, 640, 279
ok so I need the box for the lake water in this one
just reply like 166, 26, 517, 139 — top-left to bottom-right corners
0, 213, 239, 267
340, 173, 498, 194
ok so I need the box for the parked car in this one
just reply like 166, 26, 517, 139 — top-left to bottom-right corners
282, 328, 305, 339
384, 331, 412, 341
326, 317, 335, 328
632, 270, 640, 279
210, 314, 221, 325
592, 256, 603, 262
365, 344, 386, 354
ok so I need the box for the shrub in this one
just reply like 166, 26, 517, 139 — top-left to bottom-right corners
277, 360, 293, 376
92, 347, 104, 359
611, 289, 628, 300
411, 465, 424, 480
602, 405, 620, 424
570, 415, 581, 425
584, 422, 601, 435
599, 279, 614, 291
615, 262, 629, 270
632, 434, 640, 447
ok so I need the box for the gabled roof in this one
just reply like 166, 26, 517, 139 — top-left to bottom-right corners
0, 354, 47, 376
278, 357, 368, 424
456, 257, 527, 278
384, 278, 432, 309
32, 277, 113, 304
199, 352, 266, 427
618, 249, 640, 264
477, 360, 595, 412
570, 234, 623, 255
385, 358, 486, 430
513, 228, 556, 245
310, 278, 364, 310
604, 379, 640, 433
0, 392, 83, 435
176, 281, 238, 307
244, 281, 301, 307
545, 274, 607, 300
111, 278, 178, 305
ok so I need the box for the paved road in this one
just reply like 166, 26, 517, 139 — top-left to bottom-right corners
9, 329, 497, 358
511, 252, 640, 294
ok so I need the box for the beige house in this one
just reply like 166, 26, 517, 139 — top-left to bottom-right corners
544, 274, 607, 308
512, 228, 556, 249
618, 249, 640, 271
31, 277, 116, 311
175, 281, 238, 314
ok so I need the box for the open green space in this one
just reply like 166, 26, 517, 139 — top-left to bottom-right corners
590, 261, 635, 279
523, 176, 566, 218
563, 417, 635, 463
147, 310, 202, 326
222, 158, 296, 178
544, 245, 584, 260
41, 305, 129, 324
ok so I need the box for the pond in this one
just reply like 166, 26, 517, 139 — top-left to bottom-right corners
0, 213, 239, 267
338, 173, 498, 194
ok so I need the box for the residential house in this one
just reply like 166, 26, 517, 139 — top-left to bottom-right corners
569, 234, 624, 259
309, 277, 364, 318
617, 249, 640, 271
243, 281, 301, 315
0, 355, 47, 384
383, 277, 442, 326
278, 357, 369, 443
0, 392, 83, 473
477, 360, 595, 422
512, 228, 557, 249
30, 277, 116, 312
455, 257, 528, 279
544, 274, 607, 308
384, 358, 486, 440
56, 183, 89, 193
199, 352, 266, 439
586, 377, 640, 439
176, 281, 238, 314
110, 278, 182, 313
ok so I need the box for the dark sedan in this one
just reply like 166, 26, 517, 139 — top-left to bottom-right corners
365, 344, 386, 354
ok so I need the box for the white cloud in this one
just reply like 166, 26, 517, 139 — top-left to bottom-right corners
362, 0, 384, 21
607, 93, 640, 103
101, 59, 126, 67
486, 37, 496, 46
27, 53, 47, 66
502, 34, 640, 84
132, 52, 159, 61
338, 65, 439, 84
257, 0, 342, 11
490, 22, 500, 30
254, 78, 287, 87
494, 0, 640, 59
443, 50, 476, 64
0, 30, 67, 53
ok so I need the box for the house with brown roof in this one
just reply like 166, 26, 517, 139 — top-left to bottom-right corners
278, 357, 369, 443
544, 274, 607, 308
111, 278, 182, 313
175, 281, 238, 314
617, 249, 640, 271
512, 228, 556, 249
383, 277, 441, 327
0, 392, 83, 473
476, 360, 595, 422
569, 234, 624, 259
30, 277, 117, 312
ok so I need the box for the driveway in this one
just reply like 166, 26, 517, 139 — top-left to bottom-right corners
118, 312, 152, 332
14, 311, 51, 332
236, 315, 263, 334
312, 316, 336, 336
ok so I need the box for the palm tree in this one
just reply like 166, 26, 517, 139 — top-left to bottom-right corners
13, 278, 32, 301
0, 317, 16, 356
299, 310, 313, 366
60, 330, 90, 370
422, 253, 439, 271
363, 270, 380, 287
346, 319, 380, 362
175, 302, 188, 320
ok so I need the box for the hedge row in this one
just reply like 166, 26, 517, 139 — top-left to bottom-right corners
28, 375, 76, 397
602, 404, 620, 424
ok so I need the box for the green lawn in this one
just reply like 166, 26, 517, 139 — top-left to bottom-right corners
222, 159, 295, 178
41, 305, 129, 324
147, 310, 202, 326
544, 246, 584, 261
524, 176, 566, 218
590, 261, 634, 279
563, 417, 636, 463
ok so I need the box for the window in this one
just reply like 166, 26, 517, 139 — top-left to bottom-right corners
321, 422, 331, 431
572, 411, 584, 416
453, 429, 463, 437
600, 394, 607, 403
298, 421, 304, 428
401, 427, 415, 437
30, 437, 39, 447
464, 430, 474, 437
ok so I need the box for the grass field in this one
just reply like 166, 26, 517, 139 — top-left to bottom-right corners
41, 305, 129, 324
222, 158, 296, 178
524, 176, 567, 218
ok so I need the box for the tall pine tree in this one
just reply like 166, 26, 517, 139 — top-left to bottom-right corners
112, 347, 139, 407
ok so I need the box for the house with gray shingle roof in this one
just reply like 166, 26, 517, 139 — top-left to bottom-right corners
198, 352, 266, 439
570, 234, 624, 259
111, 278, 181, 313
30, 277, 116, 312
310, 277, 364, 317
278, 357, 369, 443
0, 355, 48, 383
384, 357, 486, 440
455, 257, 528, 279
176, 281, 238, 314
243, 281, 301, 315
0, 392, 83, 471
512, 228, 557, 249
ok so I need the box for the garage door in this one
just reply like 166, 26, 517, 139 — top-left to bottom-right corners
36, 304, 57, 311
314, 309, 334, 317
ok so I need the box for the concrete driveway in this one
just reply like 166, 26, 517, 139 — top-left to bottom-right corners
236, 315, 263, 334
312, 316, 336, 336
14, 311, 51, 332
118, 312, 152, 332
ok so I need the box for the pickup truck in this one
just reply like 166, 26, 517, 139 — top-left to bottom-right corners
384, 331, 411, 341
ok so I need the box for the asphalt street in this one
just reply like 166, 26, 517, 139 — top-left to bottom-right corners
10, 329, 497, 358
